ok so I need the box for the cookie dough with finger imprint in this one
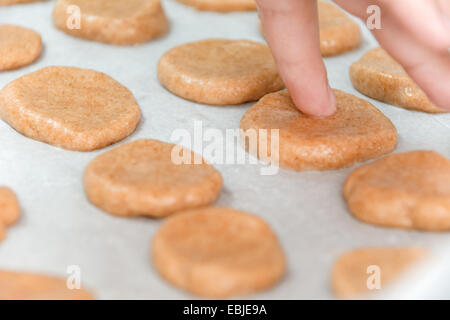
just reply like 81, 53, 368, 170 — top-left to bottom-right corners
84, 139, 223, 218
0, 66, 141, 151
177, 0, 256, 12
332, 247, 429, 299
152, 207, 286, 298
53, 0, 169, 45
350, 48, 447, 113
0, 270, 94, 300
0, 187, 20, 242
240, 89, 397, 171
158, 39, 284, 105
318, 1, 361, 56
0, 25, 42, 71
344, 151, 450, 231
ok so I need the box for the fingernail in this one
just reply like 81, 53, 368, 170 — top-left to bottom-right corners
442, 14, 450, 33
320, 86, 337, 117
308, 88, 336, 118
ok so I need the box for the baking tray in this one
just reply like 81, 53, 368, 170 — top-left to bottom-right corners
0, 0, 449, 299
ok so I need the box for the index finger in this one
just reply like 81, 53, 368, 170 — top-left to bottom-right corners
257, 0, 336, 116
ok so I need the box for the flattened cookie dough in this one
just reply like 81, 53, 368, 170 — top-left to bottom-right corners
53, 0, 169, 45
240, 89, 397, 171
350, 48, 447, 113
0, 225, 5, 242
344, 151, 450, 231
0, 0, 43, 5
0, 187, 20, 227
0, 187, 20, 243
84, 139, 223, 218
152, 207, 286, 298
177, 0, 256, 12
0, 25, 42, 71
0, 270, 94, 300
332, 247, 428, 299
0, 66, 141, 151
158, 39, 284, 105
318, 1, 361, 56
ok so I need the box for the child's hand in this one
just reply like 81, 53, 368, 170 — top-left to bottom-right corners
257, 0, 450, 116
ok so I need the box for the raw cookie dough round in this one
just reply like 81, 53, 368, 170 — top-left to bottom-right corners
318, 1, 361, 56
0, 66, 141, 151
84, 139, 223, 218
344, 151, 450, 231
53, 0, 169, 45
0, 25, 42, 71
0, 187, 20, 243
0, 0, 42, 5
0, 225, 5, 242
152, 207, 286, 298
0, 187, 20, 227
177, 0, 256, 12
240, 89, 397, 171
332, 247, 428, 299
0, 270, 94, 300
158, 39, 284, 105
350, 48, 447, 113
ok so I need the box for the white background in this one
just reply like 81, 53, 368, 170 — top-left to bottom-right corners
0, 0, 449, 299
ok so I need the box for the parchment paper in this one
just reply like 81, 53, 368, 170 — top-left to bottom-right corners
0, 0, 449, 299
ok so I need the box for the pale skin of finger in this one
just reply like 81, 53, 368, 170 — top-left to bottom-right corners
335, 0, 450, 110
256, 0, 337, 116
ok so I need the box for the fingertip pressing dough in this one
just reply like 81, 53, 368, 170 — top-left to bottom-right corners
344, 151, 450, 231
53, 0, 169, 45
152, 207, 286, 298
350, 48, 447, 113
332, 247, 429, 299
318, 1, 361, 56
0, 270, 94, 300
240, 89, 397, 171
158, 39, 284, 105
177, 0, 256, 12
83, 139, 223, 218
0, 66, 141, 151
0, 25, 42, 71
0, 187, 20, 227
